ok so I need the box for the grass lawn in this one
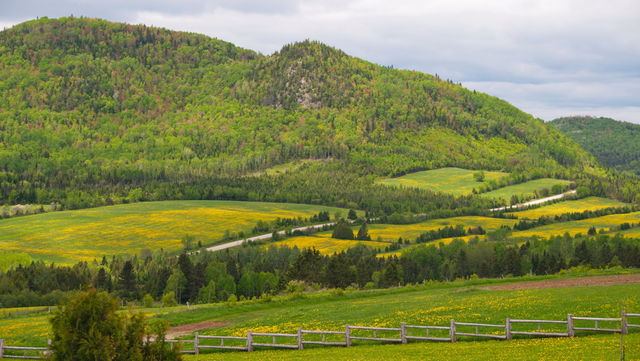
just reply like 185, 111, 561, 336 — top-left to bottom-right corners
0, 200, 347, 264
376, 167, 509, 195
481, 178, 573, 201
508, 197, 629, 220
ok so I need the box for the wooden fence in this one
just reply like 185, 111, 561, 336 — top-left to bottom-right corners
1, 310, 638, 358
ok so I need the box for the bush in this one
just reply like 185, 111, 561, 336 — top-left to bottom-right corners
161, 292, 177, 307
332, 219, 354, 240
49, 289, 181, 361
142, 294, 154, 308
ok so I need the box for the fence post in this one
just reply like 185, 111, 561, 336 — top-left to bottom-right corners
247, 331, 253, 352
401, 322, 407, 344
567, 314, 575, 337
450, 319, 457, 342
621, 310, 628, 335
194, 332, 199, 355
345, 325, 351, 347
505, 318, 512, 340
0, 339, 4, 358
297, 328, 303, 350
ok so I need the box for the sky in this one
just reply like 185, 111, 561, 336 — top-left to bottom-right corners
1, 0, 639, 123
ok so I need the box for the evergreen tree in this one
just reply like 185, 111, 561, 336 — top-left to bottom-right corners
356, 223, 371, 240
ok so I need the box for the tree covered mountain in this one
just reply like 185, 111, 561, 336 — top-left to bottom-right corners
0, 17, 636, 212
551, 116, 640, 175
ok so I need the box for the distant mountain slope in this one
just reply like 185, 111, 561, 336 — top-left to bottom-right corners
0, 17, 627, 212
551, 116, 640, 175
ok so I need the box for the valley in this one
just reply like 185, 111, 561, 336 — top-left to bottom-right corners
0, 16, 639, 361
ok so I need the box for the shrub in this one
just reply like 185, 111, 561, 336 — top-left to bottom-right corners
161, 291, 177, 307
142, 294, 154, 308
49, 289, 181, 361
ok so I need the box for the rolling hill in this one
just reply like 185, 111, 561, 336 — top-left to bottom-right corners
551, 116, 640, 175
0, 16, 611, 215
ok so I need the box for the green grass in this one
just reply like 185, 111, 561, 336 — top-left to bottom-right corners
1, 272, 639, 359
377, 167, 509, 195
185, 333, 640, 360
0, 200, 347, 264
0, 252, 33, 272
508, 196, 629, 219
481, 178, 573, 201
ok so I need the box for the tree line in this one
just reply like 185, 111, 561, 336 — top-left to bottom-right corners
0, 232, 638, 308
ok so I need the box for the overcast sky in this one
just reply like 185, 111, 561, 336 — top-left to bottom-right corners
1, 0, 639, 123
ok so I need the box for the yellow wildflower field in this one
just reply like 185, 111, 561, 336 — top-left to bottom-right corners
276, 216, 514, 254
0, 200, 347, 264
513, 211, 640, 238
508, 196, 628, 219
366, 216, 515, 242
270, 235, 389, 254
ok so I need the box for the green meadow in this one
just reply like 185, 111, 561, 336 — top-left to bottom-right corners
376, 167, 509, 195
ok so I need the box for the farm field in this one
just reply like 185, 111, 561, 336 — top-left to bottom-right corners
273, 216, 516, 252
376, 167, 509, 195
508, 196, 629, 219
0, 201, 346, 264
513, 211, 640, 238
481, 178, 573, 201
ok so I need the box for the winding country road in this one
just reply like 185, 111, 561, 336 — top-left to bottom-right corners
206, 190, 577, 253
489, 190, 577, 212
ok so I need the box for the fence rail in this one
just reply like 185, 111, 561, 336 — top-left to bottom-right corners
1, 309, 637, 358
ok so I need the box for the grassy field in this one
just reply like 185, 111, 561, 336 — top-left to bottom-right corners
481, 178, 573, 201
513, 211, 640, 238
2, 272, 639, 353
376, 167, 509, 195
508, 197, 629, 220
273, 216, 516, 252
0, 201, 347, 264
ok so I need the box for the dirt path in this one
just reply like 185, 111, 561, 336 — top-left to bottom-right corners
480, 274, 640, 291
166, 321, 229, 339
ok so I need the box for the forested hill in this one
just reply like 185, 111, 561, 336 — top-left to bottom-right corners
551, 116, 640, 175
0, 17, 631, 212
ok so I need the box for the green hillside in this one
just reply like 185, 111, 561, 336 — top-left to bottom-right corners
0, 17, 615, 216
551, 116, 640, 175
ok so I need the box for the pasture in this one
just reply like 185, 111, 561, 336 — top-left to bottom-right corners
513, 211, 640, 238
376, 167, 508, 195
508, 196, 628, 219
0, 201, 346, 264
2, 272, 639, 359
481, 178, 573, 201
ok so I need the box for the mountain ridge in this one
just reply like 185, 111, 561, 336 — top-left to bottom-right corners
0, 16, 635, 211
